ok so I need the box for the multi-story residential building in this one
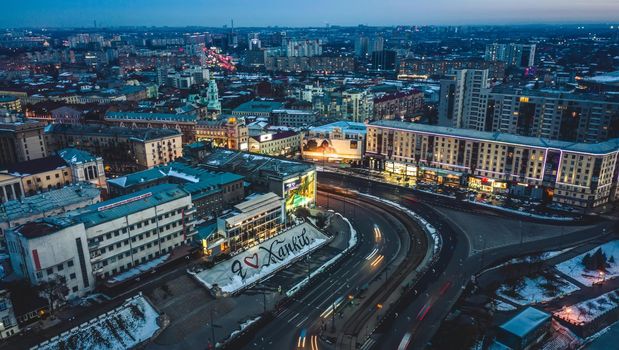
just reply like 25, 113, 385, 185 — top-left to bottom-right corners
452, 69, 492, 131
217, 192, 285, 251
6, 184, 196, 298
0, 289, 20, 339
45, 124, 183, 173
271, 109, 317, 127
366, 120, 619, 212
104, 112, 197, 144
201, 149, 316, 212
264, 56, 355, 73
438, 76, 457, 126
284, 39, 323, 57
302, 121, 366, 163
248, 130, 302, 157
107, 162, 244, 220
485, 43, 536, 68
398, 59, 505, 80
342, 89, 374, 122
488, 88, 619, 143
0, 113, 48, 167
355, 36, 384, 57
373, 90, 424, 120
195, 117, 249, 151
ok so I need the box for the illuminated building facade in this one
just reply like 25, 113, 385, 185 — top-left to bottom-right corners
366, 120, 619, 211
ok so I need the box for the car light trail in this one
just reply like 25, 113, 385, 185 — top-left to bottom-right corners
297, 329, 307, 348
310, 335, 319, 350
366, 248, 379, 260
370, 255, 384, 267
374, 224, 382, 241
320, 296, 344, 319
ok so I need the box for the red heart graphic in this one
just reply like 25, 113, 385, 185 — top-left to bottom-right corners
244, 253, 259, 269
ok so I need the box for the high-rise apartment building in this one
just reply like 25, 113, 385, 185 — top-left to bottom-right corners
452, 69, 492, 131
485, 43, 536, 68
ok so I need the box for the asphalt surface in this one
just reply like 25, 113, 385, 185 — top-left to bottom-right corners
241, 191, 411, 350
318, 171, 613, 350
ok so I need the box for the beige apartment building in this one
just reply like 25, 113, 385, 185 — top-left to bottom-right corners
366, 120, 619, 211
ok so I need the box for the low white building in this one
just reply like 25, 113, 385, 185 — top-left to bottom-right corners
6, 183, 196, 299
217, 192, 285, 252
58, 148, 107, 190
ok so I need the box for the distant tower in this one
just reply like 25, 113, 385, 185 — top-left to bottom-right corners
206, 77, 222, 119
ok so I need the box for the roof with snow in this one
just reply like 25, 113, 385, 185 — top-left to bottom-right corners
45, 123, 182, 141
370, 120, 619, 155
202, 149, 315, 180
233, 100, 285, 114
309, 121, 367, 135
107, 161, 243, 196
499, 307, 551, 339
75, 184, 190, 227
58, 148, 99, 164
0, 184, 100, 222
105, 111, 197, 123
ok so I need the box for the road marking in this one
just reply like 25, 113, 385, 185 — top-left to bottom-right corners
288, 312, 300, 323
295, 316, 309, 328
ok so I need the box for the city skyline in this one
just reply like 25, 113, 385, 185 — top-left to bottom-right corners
2, 0, 619, 28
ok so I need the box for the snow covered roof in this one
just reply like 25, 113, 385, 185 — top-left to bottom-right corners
499, 307, 551, 339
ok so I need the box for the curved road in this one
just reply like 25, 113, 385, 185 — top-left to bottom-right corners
242, 191, 416, 350
318, 171, 614, 350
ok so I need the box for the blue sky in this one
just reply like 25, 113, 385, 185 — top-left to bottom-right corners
2, 0, 618, 28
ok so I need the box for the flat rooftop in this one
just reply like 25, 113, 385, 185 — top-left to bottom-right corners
105, 111, 197, 123
1, 184, 100, 222
499, 307, 550, 339
309, 121, 367, 135
75, 183, 189, 227
45, 123, 182, 141
202, 149, 315, 179
370, 120, 619, 155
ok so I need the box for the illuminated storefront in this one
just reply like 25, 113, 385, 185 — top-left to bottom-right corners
385, 161, 417, 177
283, 171, 316, 212
418, 166, 462, 187
468, 176, 508, 194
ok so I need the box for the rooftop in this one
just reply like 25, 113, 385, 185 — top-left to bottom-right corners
0, 184, 100, 222
107, 162, 243, 194
58, 148, 99, 164
490, 85, 619, 103
233, 100, 285, 114
499, 307, 551, 339
370, 120, 619, 155
14, 217, 77, 239
45, 123, 182, 141
309, 121, 367, 135
202, 149, 315, 180
105, 111, 197, 123
75, 184, 190, 227
5, 155, 67, 175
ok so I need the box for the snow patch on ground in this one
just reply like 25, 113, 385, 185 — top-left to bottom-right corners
466, 200, 575, 221
493, 299, 517, 311
497, 274, 579, 305
33, 294, 161, 350
556, 240, 619, 287
554, 289, 619, 324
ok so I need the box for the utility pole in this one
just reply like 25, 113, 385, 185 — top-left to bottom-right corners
210, 307, 216, 346
331, 301, 336, 332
